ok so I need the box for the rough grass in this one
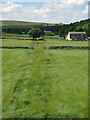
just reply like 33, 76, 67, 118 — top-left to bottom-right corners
2, 33, 88, 118
2, 42, 88, 118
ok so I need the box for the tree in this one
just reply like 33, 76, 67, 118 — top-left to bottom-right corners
27, 28, 42, 40
34, 25, 45, 36
82, 23, 89, 31
75, 26, 84, 32
59, 26, 65, 37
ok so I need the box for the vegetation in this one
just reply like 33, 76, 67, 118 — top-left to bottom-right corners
2, 34, 88, 118
44, 31, 55, 36
34, 25, 45, 36
1, 20, 56, 26
59, 19, 90, 37
1, 30, 88, 118
27, 28, 42, 40
2, 19, 90, 37
1, 33, 88, 47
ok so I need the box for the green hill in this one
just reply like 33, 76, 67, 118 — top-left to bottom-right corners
1, 20, 56, 26
1, 20, 61, 34
1, 19, 90, 36
59, 19, 90, 37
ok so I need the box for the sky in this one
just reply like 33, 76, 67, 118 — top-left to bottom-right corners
0, 0, 89, 24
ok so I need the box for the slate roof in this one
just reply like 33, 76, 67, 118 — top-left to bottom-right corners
69, 32, 86, 34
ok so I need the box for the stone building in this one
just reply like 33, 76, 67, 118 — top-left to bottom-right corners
66, 32, 87, 41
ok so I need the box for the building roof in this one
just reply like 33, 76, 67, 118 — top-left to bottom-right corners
69, 32, 86, 34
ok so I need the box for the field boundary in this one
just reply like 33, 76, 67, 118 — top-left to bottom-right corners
0, 46, 90, 49
0, 46, 34, 49
44, 46, 90, 49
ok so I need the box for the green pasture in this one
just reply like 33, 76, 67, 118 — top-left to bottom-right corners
1, 33, 88, 47
1, 37, 88, 47
1, 33, 88, 118
2, 38, 88, 47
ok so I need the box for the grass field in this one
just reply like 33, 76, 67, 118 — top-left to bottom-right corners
1, 33, 88, 47
2, 38, 88, 47
2, 33, 88, 118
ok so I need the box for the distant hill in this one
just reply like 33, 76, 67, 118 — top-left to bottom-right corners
1, 19, 90, 36
1, 20, 57, 26
1, 20, 62, 34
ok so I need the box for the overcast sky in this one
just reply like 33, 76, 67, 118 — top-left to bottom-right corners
0, 0, 89, 24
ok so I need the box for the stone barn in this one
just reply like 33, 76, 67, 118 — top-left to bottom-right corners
66, 32, 86, 41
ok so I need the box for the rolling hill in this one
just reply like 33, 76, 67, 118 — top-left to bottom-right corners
1, 20, 57, 26
1, 19, 90, 36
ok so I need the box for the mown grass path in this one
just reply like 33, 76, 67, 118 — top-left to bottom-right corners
2, 41, 54, 118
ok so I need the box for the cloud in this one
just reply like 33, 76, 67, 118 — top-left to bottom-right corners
0, 1, 88, 24
61, 0, 85, 7
1, 2, 22, 13
82, 5, 88, 14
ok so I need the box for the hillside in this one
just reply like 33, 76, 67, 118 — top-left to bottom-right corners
1, 20, 61, 34
1, 19, 90, 36
1, 19, 89, 27
1, 20, 56, 26
59, 19, 90, 37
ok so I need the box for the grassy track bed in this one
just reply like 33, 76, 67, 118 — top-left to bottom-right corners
2, 46, 88, 118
